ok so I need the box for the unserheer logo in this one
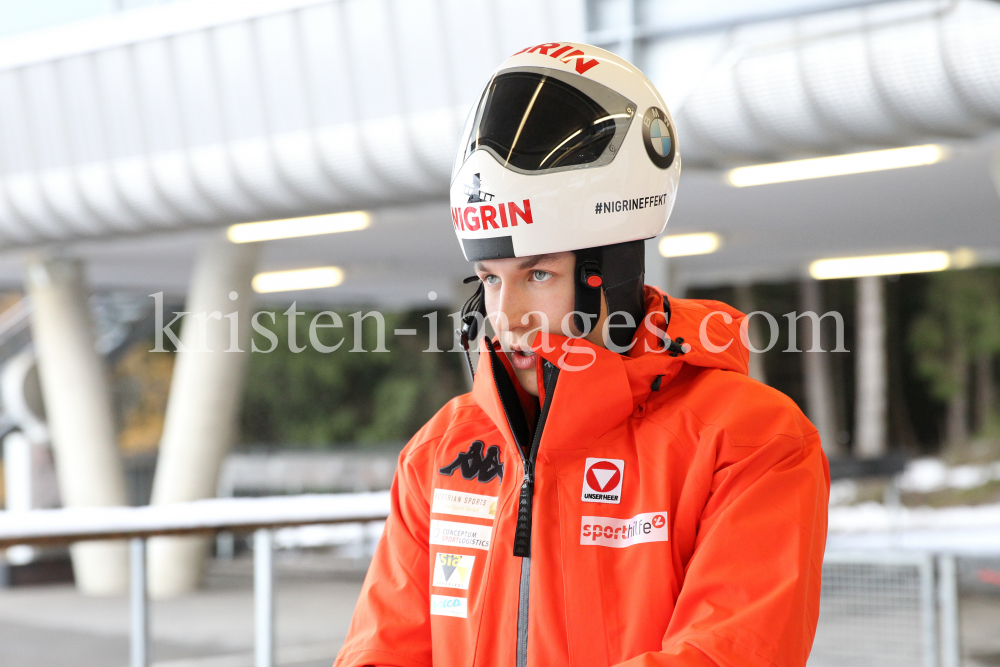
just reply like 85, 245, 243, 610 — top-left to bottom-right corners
581, 458, 624, 504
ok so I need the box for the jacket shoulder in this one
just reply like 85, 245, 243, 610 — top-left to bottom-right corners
400, 391, 493, 462
656, 365, 818, 448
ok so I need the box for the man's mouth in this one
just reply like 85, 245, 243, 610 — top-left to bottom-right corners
509, 349, 537, 371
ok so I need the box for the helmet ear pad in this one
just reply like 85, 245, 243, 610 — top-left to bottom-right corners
573, 240, 646, 349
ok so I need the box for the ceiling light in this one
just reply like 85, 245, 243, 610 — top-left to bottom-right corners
659, 232, 722, 258
228, 211, 370, 243
252, 267, 344, 293
809, 251, 950, 280
950, 247, 977, 270
727, 145, 946, 187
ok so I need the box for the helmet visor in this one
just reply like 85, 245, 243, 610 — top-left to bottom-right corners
462, 67, 635, 174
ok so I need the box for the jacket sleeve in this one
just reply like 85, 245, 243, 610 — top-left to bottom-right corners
619, 428, 830, 667
334, 439, 435, 667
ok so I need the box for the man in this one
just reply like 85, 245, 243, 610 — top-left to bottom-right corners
335, 43, 829, 667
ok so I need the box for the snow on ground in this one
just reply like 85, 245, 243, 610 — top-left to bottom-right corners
829, 457, 1000, 508
829, 502, 1000, 533
898, 459, 1000, 494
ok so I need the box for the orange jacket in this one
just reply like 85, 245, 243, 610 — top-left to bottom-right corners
335, 289, 829, 667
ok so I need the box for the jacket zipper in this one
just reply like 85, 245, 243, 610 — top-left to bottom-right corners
486, 346, 558, 667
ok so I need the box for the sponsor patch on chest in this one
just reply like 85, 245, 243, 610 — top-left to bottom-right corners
581, 458, 624, 504
429, 520, 492, 551
433, 553, 475, 590
432, 488, 497, 520
431, 594, 468, 618
438, 441, 504, 483
580, 512, 669, 548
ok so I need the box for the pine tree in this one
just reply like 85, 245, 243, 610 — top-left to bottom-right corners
909, 268, 1000, 459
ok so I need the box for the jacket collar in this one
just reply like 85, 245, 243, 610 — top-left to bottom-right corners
471, 286, 750, 453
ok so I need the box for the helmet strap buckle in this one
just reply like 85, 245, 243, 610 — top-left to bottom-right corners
573, 249, 603, 336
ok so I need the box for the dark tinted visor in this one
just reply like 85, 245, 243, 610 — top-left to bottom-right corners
465, 68, 634, 173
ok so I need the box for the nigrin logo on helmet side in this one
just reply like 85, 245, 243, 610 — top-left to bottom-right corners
511, 42, 600, 75
452, 200, 533, 232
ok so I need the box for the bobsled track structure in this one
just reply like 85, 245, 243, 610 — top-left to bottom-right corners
3, 0, 1000, 244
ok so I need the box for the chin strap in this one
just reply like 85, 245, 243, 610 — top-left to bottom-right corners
573, 248, 603, 335
574, 240, 646, 349
457, 276, 486, 381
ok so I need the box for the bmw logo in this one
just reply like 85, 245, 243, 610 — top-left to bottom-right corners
641, 107, 676, 169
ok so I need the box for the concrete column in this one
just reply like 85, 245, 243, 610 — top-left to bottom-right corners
799, 279, 840, 457
3, 431, 35, 565
149, 237, 257, 598
734, 283, 768, 384
25, 257, 129, 595
854, 276, 887, 459
3, 432, 32, 513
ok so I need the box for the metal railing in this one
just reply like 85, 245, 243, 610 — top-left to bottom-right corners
811, 550, 961, 667
0, 493, 391, 667
1, 494, 992, 667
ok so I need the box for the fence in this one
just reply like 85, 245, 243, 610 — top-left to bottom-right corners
0, 495, 991, 667
809, 551, 960, 667
0, 493, 391, 667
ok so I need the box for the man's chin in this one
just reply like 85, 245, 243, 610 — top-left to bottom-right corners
513, 367, 539, 397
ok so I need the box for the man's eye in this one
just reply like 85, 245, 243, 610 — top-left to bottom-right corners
483, 275, 500, 285
531, 270, 552, 282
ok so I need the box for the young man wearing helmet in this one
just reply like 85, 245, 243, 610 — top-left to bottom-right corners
336, 44, 829, 667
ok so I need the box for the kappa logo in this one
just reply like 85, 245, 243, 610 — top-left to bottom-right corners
439, 441, 504, 483
581, 458, 624, 504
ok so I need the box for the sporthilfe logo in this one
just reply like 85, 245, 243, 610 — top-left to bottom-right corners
581, 458, 624, 504
580, 511, 669, 548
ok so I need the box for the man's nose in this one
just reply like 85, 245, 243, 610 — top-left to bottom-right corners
493, 284, 531, 334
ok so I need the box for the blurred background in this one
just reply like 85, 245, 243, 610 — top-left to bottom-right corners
0, 0, 998, 665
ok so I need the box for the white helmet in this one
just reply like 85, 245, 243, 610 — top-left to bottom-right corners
452, 42, 681, 359
450, 41, 680, 262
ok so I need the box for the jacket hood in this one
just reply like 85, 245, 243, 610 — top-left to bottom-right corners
471, 286, 751, 453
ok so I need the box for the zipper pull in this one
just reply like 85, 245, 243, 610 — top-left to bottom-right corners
513, 462, 533, 558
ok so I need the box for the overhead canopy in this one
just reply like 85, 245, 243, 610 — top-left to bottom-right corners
0, 0, 582, 245
0, 0, 996, 305
663, 0, 1000, 165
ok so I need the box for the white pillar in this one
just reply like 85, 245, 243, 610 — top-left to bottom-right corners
3, 431, 35, 565
800, 279, 840, 457
149, 237, 257, 598
25, 257, 129, 595
854, 276, 887, 459
2, 431, 32, 512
